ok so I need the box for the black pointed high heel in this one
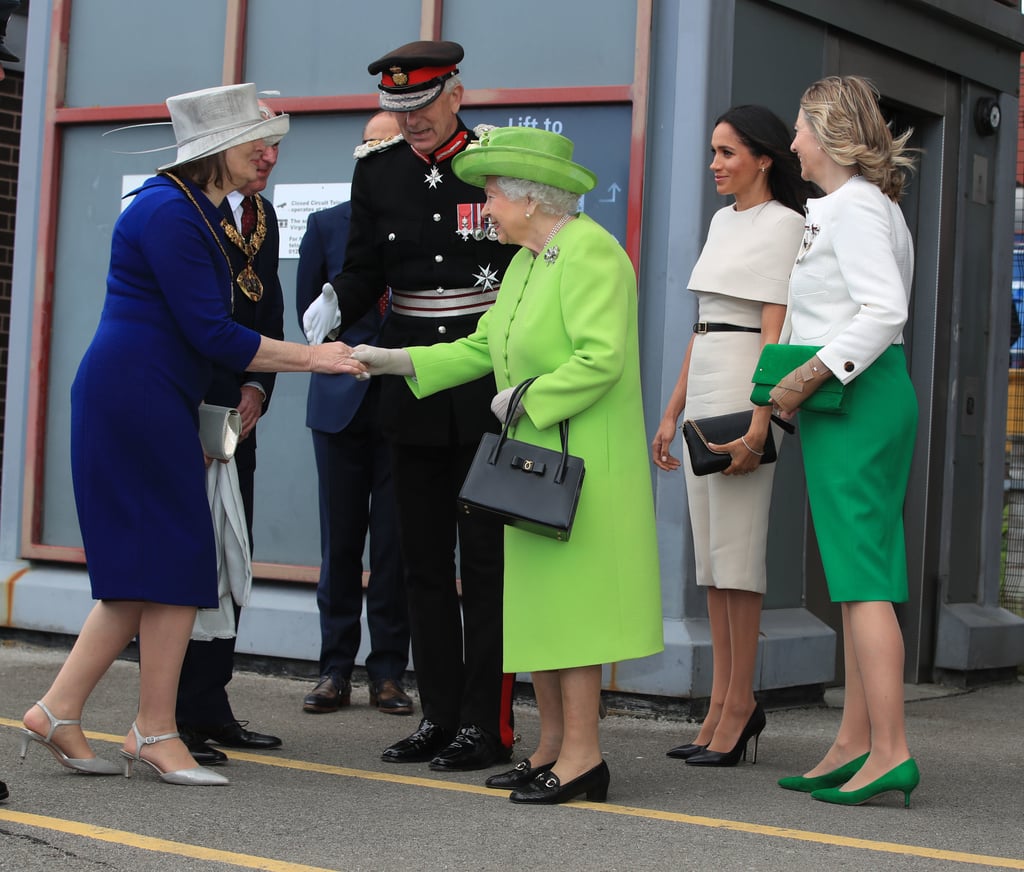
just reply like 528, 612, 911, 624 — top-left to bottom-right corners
666, 742, 707, 760
685, 704, 766, 767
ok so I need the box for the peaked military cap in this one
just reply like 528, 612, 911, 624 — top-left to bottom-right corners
367, 40, 464, 112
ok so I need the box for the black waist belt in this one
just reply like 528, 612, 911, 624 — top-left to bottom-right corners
693, 321, 761, 334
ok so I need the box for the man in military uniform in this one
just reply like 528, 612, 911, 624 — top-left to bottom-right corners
303, 40, 516, 771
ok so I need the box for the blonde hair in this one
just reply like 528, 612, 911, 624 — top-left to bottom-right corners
800, 76, 916, 201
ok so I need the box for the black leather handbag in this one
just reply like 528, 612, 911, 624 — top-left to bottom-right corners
682, 410, 794, 476
458, 378, 585, 541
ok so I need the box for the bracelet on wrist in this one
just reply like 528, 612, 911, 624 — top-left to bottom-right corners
740, 436, 765, 457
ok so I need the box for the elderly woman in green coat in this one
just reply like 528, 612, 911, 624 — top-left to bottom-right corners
354, 127, 664, 805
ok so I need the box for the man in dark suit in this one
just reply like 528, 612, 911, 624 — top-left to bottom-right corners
175, 101, 285, 764
297, 112, 414, 717
303, 41, 517, 771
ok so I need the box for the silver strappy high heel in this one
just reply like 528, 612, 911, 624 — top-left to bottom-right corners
19, 700, 121, 775
120, 722, 229, 786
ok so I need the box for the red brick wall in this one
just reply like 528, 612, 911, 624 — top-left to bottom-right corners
0, 70, 22, 490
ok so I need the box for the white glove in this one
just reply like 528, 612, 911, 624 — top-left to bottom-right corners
351, 344, 415, 376
302, 282, 342, 345
491, 386, 525, 425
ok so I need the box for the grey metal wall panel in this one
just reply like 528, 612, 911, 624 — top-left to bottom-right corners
243, 0, 421, 98
443, 0, 637, 89
64, 0, 227, 107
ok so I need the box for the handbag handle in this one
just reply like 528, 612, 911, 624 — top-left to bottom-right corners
770, 413, 796, 434
488, 377, 573, 485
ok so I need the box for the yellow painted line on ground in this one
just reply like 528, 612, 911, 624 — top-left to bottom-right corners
3, 719, 1022, 870
0, 808, 339, 872
580, 804, 1024, 870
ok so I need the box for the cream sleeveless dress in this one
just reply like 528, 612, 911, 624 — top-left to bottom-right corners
682, 201, 803, 593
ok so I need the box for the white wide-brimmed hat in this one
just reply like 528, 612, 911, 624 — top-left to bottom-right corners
158, 83, 289, 171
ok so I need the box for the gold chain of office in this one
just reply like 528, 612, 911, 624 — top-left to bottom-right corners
159, 171, 235, 314
221, 196, 267, 302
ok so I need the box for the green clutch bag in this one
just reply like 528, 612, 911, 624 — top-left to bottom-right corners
749, 344, 851, 414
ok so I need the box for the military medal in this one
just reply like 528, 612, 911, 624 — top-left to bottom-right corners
473, 263, 500, 291
425, 165, 443, 189
222, 196, 267, 302
457, 203, 485, 240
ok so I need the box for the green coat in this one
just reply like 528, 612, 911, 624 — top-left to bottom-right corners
407, 215, 663, 672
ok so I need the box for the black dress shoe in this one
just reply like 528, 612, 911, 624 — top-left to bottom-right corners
303, 675, 352, 713
177, 725, 229, 766
369, 678, 413, 715
0, 780, 9, 802
429, 725, 513, 772
381, 718, 452, 763
485, 758, 556, 789
666, 742, 707, 760
191, 720, 282, 750
509, 760, 610, 804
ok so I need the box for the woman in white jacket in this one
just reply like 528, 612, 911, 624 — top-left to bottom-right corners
771, 76, 920, 808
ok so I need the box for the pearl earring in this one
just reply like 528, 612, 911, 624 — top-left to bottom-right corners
760, 166, 767, 174
525, 212, 532, 219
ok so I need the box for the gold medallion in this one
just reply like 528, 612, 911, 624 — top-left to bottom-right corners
236, 262, 263, 302
222, 196, 268, 304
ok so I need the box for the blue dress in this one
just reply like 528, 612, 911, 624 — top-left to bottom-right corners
70, 175, 261, 607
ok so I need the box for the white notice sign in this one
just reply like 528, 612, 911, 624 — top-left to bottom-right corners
272, 183, 351, 260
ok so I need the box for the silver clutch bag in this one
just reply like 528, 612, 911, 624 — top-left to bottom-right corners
198, 403, 242, 461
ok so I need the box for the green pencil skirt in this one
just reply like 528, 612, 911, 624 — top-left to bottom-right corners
799, 345, 916, 603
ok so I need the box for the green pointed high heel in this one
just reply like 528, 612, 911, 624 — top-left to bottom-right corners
777, 752, 869, 793
810, 757, 920, 807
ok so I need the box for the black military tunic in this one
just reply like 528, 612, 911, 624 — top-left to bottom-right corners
332, 119, 516, 749
334, 120, 515, 446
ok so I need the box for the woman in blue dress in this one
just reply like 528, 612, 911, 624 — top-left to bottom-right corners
20, 84, 364, 786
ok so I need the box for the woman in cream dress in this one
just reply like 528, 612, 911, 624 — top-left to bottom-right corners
653, 105, 810, 766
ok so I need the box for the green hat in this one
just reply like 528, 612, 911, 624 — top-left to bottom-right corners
452, 127, 597, 195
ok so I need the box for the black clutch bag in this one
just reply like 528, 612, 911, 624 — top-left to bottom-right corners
458, 378, 585, 541
681, 410, 794, 476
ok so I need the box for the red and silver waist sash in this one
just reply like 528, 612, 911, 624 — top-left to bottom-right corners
390, 287, 498, 318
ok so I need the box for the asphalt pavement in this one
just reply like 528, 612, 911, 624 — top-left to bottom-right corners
0, 637, 1022, 872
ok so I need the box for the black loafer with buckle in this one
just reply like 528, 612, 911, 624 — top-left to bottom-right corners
485, 758, 556, 789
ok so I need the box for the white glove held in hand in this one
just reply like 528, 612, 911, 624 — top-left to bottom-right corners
351, 344, 415, 376
303, 282, 342, 345
490, 386, 525, 425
